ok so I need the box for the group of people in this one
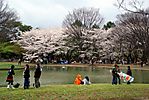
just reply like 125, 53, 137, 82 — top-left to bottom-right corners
74, 74, 91, 85
112, 64, 132, 85
6, 63, 42, 89
6, 63, 133, 89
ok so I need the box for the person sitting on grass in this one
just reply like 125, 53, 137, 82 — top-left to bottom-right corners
74, 74, 83, 85
82, 76, 91, 85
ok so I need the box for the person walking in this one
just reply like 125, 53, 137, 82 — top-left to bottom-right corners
34, 63, 42, 88
6, 65, 15, 89
23, 64, 30, 89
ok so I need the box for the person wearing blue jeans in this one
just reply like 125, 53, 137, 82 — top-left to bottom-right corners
112, 64, 118, 85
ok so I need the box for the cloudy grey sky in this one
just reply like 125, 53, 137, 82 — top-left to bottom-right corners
7, 0, 149, 28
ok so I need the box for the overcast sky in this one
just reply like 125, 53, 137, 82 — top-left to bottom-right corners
7, 0, 149, 28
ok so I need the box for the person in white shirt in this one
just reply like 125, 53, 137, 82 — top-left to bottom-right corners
82, 76, 91, 85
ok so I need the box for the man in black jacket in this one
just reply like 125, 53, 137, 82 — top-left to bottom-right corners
34, 63, 42, 88
23, 64, 30, 89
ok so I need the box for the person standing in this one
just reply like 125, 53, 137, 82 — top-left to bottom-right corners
6, 65, 15, 89
34, 63, 42, 88
116, 65, 121, 84
126, 66, 132, 84
140, 61, 143, 67
112, 64, 117, 85
23, 64, 30, 89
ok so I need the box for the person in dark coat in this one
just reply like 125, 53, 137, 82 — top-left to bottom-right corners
6, 65, 15, 89
116, 65, 121, 84
34, 63, 42, 88
112, 64, 117, 85
126, 66, 132, 84
23, 64, 30, 89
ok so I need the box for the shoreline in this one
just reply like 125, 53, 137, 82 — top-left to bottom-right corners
0, 62, 149, 70
42, 63, 149, 70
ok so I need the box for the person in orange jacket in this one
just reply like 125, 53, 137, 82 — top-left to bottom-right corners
74, 74, 83, 85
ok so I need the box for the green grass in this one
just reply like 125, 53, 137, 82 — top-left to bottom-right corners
0, 62, 21, 69
0, 84, 148, 100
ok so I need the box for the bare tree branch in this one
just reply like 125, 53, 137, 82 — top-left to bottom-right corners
116, 0, 149, 15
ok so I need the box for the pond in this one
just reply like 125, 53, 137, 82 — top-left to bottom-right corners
0, 66, 149, 87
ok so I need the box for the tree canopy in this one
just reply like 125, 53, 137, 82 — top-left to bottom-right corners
0, 0, 19, 42
0, 42, 25, 59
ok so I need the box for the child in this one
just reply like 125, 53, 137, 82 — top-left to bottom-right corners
6, 65, 15, 89
23, 64, 30, 89
82, 76, 91, 85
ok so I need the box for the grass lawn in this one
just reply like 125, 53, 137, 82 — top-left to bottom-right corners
0, 62, 21, 69
0, 62, 34, 69
0, 84, 148, 100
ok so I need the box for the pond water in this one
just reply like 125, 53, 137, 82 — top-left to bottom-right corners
0, 66, 149, 87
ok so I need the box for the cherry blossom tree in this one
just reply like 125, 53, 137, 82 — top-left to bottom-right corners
62, 7, 104, 63
16, 27, 66, 61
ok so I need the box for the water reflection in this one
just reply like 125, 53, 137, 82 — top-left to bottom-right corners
0, 66, 149, 86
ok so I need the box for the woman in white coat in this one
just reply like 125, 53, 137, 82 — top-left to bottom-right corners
82, 76, 91, 85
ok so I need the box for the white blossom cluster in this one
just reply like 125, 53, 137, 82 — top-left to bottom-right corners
16, 27, 115, 61
16, 27, 66, 59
